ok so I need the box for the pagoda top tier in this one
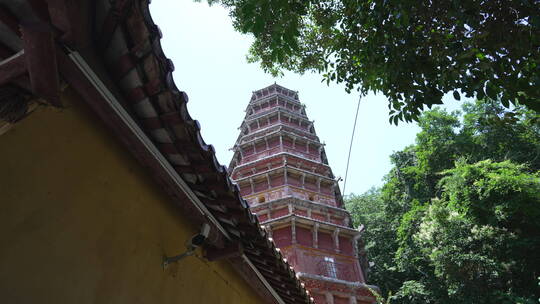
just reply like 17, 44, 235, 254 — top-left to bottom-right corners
250, 83, 300, 104
229, 84, 347, 210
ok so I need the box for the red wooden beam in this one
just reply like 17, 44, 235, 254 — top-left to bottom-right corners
21, 23, 61, 106
205, 242, 244, 261
0, 4, 20, 36
0, 51, 27, 86
97, 0, 134, 50
28, 0, 51, 22
11, 76, 32, 92
45, 0, 68, 32
45, 0, 87, 48
0, 42, 15, 59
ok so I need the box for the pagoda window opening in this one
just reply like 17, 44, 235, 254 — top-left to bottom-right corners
324, 256, 338, 278
258, 195, 266, 203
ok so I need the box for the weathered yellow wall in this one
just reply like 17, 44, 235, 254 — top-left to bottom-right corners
0, 88, 262, 304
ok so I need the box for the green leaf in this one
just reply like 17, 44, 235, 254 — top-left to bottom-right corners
221, 0, 540, 122
453, 91, 461, 101
485, 82, 498, 100
500, 97, 510, 108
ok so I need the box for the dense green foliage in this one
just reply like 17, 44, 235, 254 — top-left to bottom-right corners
210, 0, 540, 122
345, 101, 540, 303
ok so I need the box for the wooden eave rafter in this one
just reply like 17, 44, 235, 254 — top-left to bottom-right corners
0, 51, 26, 85
251, 197, 351, 218
264, 214, 359, 236
0, 1, 63, 106
231, 152, 331, 179
0, 4, 20, 35
251, 84, 299, 102
248, 94, 302, 113
242, 107, 311, 130
233, 164, 336, 185
21, 22, 60, 106
236, 128, 322, 150
239, 123, 318, 144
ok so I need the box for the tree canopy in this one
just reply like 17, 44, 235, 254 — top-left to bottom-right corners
345, 101, 540, 303
211, 0, 540, 122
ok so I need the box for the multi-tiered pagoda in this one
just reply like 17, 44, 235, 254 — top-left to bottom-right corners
229, 84, 377, 304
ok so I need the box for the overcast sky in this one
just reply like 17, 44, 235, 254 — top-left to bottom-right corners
150, 1, 462, 195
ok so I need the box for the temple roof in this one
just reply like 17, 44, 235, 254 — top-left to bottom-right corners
0, 1, 313, 303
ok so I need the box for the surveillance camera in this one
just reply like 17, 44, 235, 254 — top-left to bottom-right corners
188, 223, 211, 248
163, 223, 212, 268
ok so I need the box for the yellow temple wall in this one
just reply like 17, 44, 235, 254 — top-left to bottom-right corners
0, 88, 262, 304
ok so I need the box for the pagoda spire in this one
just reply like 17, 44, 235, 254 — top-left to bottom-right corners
229, 84, 377, 304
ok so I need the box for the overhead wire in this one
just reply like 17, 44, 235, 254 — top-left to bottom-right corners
342, 95, 361, 196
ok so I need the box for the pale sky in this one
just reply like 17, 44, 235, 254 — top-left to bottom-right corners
150, 1, 463, 195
